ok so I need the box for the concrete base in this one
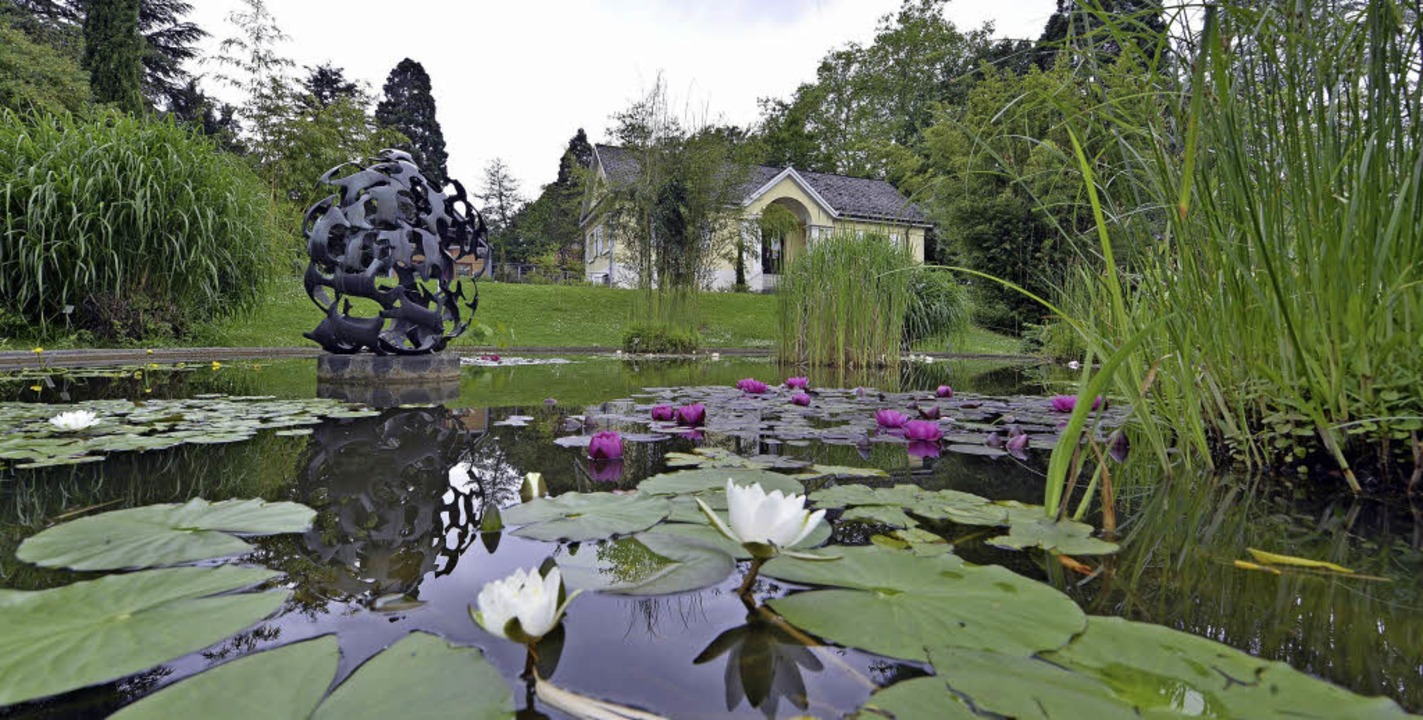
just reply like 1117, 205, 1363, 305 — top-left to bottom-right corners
316, 353, 462, 408
316, 352, 461, 383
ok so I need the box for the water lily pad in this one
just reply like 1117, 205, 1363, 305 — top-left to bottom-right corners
764, 546, 1083, 661
1043, 617, 1412, 719
503, 493, 671, 542
17, 499, 318, 571
926, 646, 1141, 719
558, 533, 735, 595
110, 636, 339, 720
849, 677, 979, 719
0, 566, 287, 706
794, 464, 888, 480
637, 469, 805, 497
809, 484, 925, 509
311, 632, 511, 720
841, 505, 916, 529
987, 517, 1119, 556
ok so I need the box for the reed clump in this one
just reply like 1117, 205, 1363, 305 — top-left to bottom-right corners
0, 109, 281, 341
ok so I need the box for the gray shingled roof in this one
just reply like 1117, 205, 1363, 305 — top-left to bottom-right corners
593, 144, 928, 225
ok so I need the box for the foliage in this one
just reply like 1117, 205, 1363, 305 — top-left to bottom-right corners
0, 110, 281, 340
777, 232, 916, 367
511, 128, 593, 266
902, 268, 971, 349
299, 62, 360, 110
477, 157, 526, 269
0, 18, 91, 115
81, 0, 144, 113
374, 58, 449, 187
622, 322, 700, 354
210, 0, 295, 173
1055, 1, 1423, 487
165, 77, 242, 152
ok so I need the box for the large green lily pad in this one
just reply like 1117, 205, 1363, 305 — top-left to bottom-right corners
110, 636, 339, 720
17, 499, 317, 571
0, 566, 287, 706
929, 646, 1141, 719
311, 632, 512, 720
1043, 617, 1411, 719
850, 677, 979, 719
764, 546, 1084, 661
502, 493, 671, 542
637, 468, 805, 497
987, 517, 1119, 556
808, 484, 926, 509
557, 533, 735, 595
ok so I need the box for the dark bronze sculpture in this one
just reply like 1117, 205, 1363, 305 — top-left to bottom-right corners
302, 149, 489, 354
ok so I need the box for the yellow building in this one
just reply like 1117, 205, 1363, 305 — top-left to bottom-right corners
581, 145, 931, 291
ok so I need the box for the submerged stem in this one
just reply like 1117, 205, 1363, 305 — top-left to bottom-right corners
736, 557, 766, 598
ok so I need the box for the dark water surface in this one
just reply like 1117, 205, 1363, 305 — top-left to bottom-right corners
1, 356, 1419, 717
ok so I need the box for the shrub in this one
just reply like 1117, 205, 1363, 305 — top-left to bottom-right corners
903, 268, 971, 349
777, 232, 915, 367
0, 110, 281, 341
622, 323, 700, 354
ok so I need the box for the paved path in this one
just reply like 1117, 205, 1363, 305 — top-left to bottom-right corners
0, 346, 1038, 370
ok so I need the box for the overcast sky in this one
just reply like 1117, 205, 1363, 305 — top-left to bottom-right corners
188, 1, 1054, 197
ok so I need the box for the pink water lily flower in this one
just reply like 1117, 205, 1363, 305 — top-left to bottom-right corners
650, 405, 676, 422
587, 431, 623, 460
785, 376, 809, 390
907, 440, 941, 459
875, 409, 909, 429
1005, 433, 1029, 452
1051, 395, 1106, 413
675, 403, 706, 427
791, 393, 812, 407
935, 385, 953, 398
903, 420, 943, 443
736, 378, 769, 394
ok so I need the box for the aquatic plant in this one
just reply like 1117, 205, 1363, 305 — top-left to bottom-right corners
675, 403, 705, 427
785, 376, 809, 390
47, 409, 99, 431
473, 566, 577, 644
791, 393, 812, 407
875, 409, 909, 429
735, 378, 769, 394
936, 385, 953, 398
903, 420, 943, 443
587, 431, 623, 460
650, 405, 676, 422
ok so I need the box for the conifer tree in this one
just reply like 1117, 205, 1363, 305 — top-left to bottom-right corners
375, 58, 449, 186
81, 0, 144, 113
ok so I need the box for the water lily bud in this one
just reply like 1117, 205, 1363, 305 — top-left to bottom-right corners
791, 393, 812, 407
935, 385, 953, 398
650, 405, 676, 422
521, 472, 544, 502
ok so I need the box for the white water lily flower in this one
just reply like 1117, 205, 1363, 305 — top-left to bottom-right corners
698, 480, 826, 559
472, 567, 576, 644
48, 410, 99, 431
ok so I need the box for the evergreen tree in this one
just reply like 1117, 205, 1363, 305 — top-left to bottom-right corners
166, 77, 242, 152
375, 58, 449, 186
300, 62, 360, 110
82, 0, 144, 113
1035, 0, 1168, 68
510, 128, 593, 269
476, 158, 526, 269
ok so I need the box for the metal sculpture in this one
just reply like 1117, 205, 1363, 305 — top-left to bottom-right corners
302, 149, 489, 354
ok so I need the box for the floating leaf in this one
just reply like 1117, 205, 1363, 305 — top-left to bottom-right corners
311, 632, 512, 720
637, 469, 804, 498
794, 464, 888, 480
809, 484, 924, 509
1233, 560, 1283, 575
503, 493, 671, 542
927, 647, 1141, 719
850, 677, 999, 720
841, 505, 916, 529
557, 533, 735, 596
17, 499, 317, 571
110, 636, 338, 720
0, 566, 286, 706
1043, 617, 1411, 719
987, 517, 1119, 555
1245, 548, 1355, 574
765, 546, 1084, 661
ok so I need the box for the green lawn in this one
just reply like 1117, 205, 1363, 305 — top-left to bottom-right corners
4, 279, 1023, 354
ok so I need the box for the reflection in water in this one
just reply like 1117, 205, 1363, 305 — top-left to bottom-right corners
694, 608, 824, 718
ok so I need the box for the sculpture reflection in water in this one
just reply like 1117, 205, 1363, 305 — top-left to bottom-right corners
302, 149, 490, 354
295, 406, 522, 605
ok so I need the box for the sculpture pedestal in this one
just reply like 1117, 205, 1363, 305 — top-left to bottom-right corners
316, 353, 461, 407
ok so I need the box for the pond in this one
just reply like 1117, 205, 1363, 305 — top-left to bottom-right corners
0, 356, 1419, 718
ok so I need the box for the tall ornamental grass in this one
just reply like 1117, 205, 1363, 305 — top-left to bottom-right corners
1046, 1, 1422, 497
0, 110, 280, 338
777, 233, 914, 368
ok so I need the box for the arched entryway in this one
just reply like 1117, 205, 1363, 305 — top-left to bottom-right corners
759, 197, 810, 280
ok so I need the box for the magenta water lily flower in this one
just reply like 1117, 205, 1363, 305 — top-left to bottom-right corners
785, 376, 809, 390
918, 405, 941, 421
935, 385, 953, 398
675, 403, 706, 427
903, 419, 943, 443
587, 431, 623, 460
875, 409, 909, 429
650, 405, 676, 422
907, 440, 941, 459
1050, 395, 1077, 413
1107, 429, 1130, 463
791, 393, 812, 407
1006, 433, 1029, 452
737, 378, 769, 394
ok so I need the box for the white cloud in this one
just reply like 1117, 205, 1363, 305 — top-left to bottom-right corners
188, 0, 1054, 197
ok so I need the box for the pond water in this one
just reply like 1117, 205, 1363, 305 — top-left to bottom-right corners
1, 356, 1419, 718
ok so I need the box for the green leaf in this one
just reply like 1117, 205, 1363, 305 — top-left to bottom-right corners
795, 464, 889, 480
808, 484, 925, 509
850, 677, 980, 719
928, 647, 1141, 719
764, 546, 1084, 661
503, 493, 671, 542
110, 636, 338, 720
0, 566, 286, 706
557, 533, 735, 596
987, 517, 1119, 556
17, 499, 317, 571
637, 468, 805, 497
841, 505, 916, 529
1043, 617, 1412, 719
311, 632, 512, 720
